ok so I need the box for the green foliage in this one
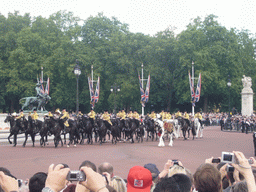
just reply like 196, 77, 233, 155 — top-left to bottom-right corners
0, 11, 255, 114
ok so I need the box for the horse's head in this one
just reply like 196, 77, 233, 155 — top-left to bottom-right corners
4, 115, 11, 123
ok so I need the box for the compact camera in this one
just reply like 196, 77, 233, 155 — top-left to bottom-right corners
172, 160, 179, 165
212, 158, 221, 163
221, 152, 237, 164
66, 171, 86, 181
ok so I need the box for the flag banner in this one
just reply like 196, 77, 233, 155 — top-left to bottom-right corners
138, 75, 145, 102
45, 77, 50, 95
195, 73, 201, 102
88, 77, 94, 103
40, 78, 45, 94
188, 72, 195, 102
94, 77, 100, 103
144, 75, 150, 103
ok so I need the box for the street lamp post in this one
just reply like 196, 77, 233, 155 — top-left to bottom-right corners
227, 79, 231, 116
110, 83, 120, 114
226, 79, 232, 130
74, 61, 81, 114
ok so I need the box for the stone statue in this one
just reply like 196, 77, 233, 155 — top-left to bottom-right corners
242, 75, 252, 89
19, 82, 51, 111
241, 75, 253, 116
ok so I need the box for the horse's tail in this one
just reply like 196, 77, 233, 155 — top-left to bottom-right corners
19, 97, 26, 104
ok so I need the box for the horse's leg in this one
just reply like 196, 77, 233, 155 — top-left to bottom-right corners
196, 125, 200, 138
8, 133, 13, 144
23, 133, 28, 147
13, 134, 17, 147
158, 128, 165, 147
200, 127, 203, 138
31, 134, 35, 147
168, 133, 173, 146
183, 130, 187, 140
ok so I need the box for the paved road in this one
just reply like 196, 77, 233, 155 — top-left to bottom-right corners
0, 126, 254, 181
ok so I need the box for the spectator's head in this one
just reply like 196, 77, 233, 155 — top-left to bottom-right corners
144, 163, 160, 182
28, 172, 47, 192
193, 163, 222, 192
168, 164, 186, 177
230, 181, 248, 192
154, 174, 192, 192
127, 166, 152, 192
79, 160, 97, 172
98, 162, 114, 177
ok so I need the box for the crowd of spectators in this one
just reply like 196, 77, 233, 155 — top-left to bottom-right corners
1, 151, 256, 192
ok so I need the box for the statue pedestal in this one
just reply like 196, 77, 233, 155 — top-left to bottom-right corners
241, 88, 253, 116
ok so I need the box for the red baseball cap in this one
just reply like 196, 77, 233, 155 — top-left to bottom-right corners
127, 166, 152, 192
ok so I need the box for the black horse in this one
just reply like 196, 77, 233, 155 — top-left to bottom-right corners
124, 118, 138, 143
135, 124, 145, 143
4, 115, 26, 147
144, 116, 156, 141
178, 117, 195, 140
95, 118, 107, 145
40, 116, 55, 147
111, 119, 121, 145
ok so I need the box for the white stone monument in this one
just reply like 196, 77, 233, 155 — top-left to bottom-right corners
241, 75, 253, 116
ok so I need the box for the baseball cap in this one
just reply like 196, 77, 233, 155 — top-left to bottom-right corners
127, 166, 152, 192
144, 163, 160, 180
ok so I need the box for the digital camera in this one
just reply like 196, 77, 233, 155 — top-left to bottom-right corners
172, 160, 179, 165
66, 171, 86, 181
221, 152, 237, 164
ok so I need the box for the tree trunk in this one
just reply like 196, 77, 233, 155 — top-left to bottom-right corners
203, 96, 208, 113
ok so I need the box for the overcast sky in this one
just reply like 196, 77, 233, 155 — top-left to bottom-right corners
1, 0, 256, 36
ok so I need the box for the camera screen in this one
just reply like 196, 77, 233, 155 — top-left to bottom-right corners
70, 173, 77, 179
223, 154, 233, 161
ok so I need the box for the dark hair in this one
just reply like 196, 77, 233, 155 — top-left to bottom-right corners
193, 164, 221, 192
28, 172, 47, 192
154, 174, 191, 192
79, 160, 97, 172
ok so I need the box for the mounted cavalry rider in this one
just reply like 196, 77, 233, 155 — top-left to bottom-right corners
195, 111, 203, 127
60, 108, 70, 132
133, 109, 140, 127
175, 110, 182, 119
102, 109, 112, 126
88, 108, 96, 127
16, 109, 24, 120
149, 110, 156, 119
183, 111, 191, 127
127, 111, 133, 119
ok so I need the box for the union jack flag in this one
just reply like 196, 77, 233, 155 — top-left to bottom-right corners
94, 77, 100, 103
144, 75, 150, 103
134, 179, 143, 187
88, 77, 94, 103
138, 75, 145, 102
188, 72, 195, 102
195, 73, 201, 102
40, 78, 45, 94
45, 77, 50, 95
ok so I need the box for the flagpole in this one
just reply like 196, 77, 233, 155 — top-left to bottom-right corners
141, 63, 144, 117
192, 61, 195, 116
